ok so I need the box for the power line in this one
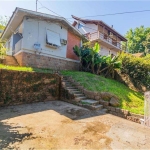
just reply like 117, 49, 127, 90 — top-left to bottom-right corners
37, 0, 62, 17
37, 0, 73, 23
35, 0, 125, 36
67, 9, 150, 19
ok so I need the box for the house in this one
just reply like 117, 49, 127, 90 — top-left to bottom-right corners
1, 8, 84, 70
72, 15, 127, 56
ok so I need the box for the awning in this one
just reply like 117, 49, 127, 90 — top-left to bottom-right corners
46, 29, 61, 47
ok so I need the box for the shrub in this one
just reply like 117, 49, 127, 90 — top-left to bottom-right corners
73, 43, 122, 78
118, 52, 150, 89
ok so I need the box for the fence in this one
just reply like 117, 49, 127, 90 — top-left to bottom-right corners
143, 91, 150, 127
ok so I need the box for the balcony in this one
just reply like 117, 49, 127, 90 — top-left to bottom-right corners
85, 31, 125, 51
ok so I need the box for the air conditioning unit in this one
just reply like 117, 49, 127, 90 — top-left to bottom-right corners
60, 39, 67, 45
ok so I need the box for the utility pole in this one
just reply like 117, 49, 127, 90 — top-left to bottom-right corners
36, 0, 37, 12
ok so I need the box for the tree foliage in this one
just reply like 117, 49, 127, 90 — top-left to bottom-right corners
0, 16, 9, 26
73, 43, 121, 78
117, 52, 150, 89
125, 26, 150, 53
143, 33, 150, 54
0, 42, 6, 59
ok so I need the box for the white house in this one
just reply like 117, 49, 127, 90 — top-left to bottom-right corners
72, 15, 127, 56
1, 8, 84, 70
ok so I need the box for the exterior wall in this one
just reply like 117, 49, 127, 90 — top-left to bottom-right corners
100, 45, 117, 56
12, 33, 22, 54
15, 51, 79, 70
75, 22, 98, 34
5, 22, 23, 56
22, 17, 68, 58
6, 35, 13, 56
66, 31, 80, 60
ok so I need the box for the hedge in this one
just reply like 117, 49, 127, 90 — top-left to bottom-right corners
118, 53, 150, 90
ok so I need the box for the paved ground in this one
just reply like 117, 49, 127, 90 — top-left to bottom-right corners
0, 101, 150, 149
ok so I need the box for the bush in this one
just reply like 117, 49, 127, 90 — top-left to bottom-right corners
118, 52, 150, 89
73, 43, 122, 78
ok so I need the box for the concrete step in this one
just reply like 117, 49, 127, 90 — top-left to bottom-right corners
67, 88, 77, 92
75, 96, 87, 102
4, 56, 19, 66
68, 90, 81, 94
66, 86, 76, 89
65, 83, 73, 86
80, 99, 99, 106
63, 81, 71, 84
74, 93, 85, 97
82, 104, 103, 110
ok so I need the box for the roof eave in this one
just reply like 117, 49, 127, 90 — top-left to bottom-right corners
1, 8, 84, 40
72, 15, 127, 42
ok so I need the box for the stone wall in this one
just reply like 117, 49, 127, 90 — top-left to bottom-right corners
15, 52, 79, 71
0, 69, 60, 107
67, 76, 144, 124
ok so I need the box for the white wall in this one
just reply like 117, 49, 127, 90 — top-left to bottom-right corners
6, 35, 13, 56
22, 17, 68, 58
100, 46, 117, 56
75, 22, 98, 34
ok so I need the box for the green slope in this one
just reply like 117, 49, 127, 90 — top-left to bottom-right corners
62, 71, 144, 115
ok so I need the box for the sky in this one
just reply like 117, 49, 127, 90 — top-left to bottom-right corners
0, 0, 150, 35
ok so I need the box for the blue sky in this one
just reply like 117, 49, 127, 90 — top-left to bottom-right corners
0, 0, 150, 35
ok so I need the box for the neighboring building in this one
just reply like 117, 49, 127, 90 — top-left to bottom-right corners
72, 16, 127, 56
1, 8, 84, 70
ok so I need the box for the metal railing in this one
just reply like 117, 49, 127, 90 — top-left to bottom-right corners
15, 39, 22, 54
85, 31, 123, 50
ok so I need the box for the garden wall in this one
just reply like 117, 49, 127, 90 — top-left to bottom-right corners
0, 69, 61, 106
67, 76, 144, 124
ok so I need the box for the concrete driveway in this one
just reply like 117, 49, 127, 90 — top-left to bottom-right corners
0, 101, 149, 149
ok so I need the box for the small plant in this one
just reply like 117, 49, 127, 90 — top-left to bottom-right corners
0, 42, 6, 59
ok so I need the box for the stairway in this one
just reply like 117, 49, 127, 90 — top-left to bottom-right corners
2, 56, 19, 66
62, 77, 107, 113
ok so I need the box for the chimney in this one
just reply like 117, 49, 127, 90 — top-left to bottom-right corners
111, 25, 113, 28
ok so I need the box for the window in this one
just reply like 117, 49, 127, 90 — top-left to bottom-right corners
46, 29, 61, 48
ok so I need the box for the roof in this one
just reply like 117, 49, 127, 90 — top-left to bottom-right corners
72, 15, 127, 42
1, 8, 84, 40
132, 53, 144, 57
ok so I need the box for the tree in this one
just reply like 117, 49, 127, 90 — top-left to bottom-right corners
143, 33, 150, 54
0, 16, 9, 26
125, 26, 150, 53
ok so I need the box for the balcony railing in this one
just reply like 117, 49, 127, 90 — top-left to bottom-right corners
15, 39, 22, 54
85, 31, 123, 50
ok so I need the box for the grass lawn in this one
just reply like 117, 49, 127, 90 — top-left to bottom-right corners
61, 70, 144, 115
0, 64, 52, 73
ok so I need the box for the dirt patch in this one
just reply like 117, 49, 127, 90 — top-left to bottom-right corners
0, 101, 150, 149
81, 121, 112, 149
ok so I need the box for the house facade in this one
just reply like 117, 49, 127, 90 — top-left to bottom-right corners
72, 16, 127, 56
1, 8, 83, 70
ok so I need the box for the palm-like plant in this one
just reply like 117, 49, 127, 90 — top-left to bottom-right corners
89, 43, 100, 73
100, 55, 122, 78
